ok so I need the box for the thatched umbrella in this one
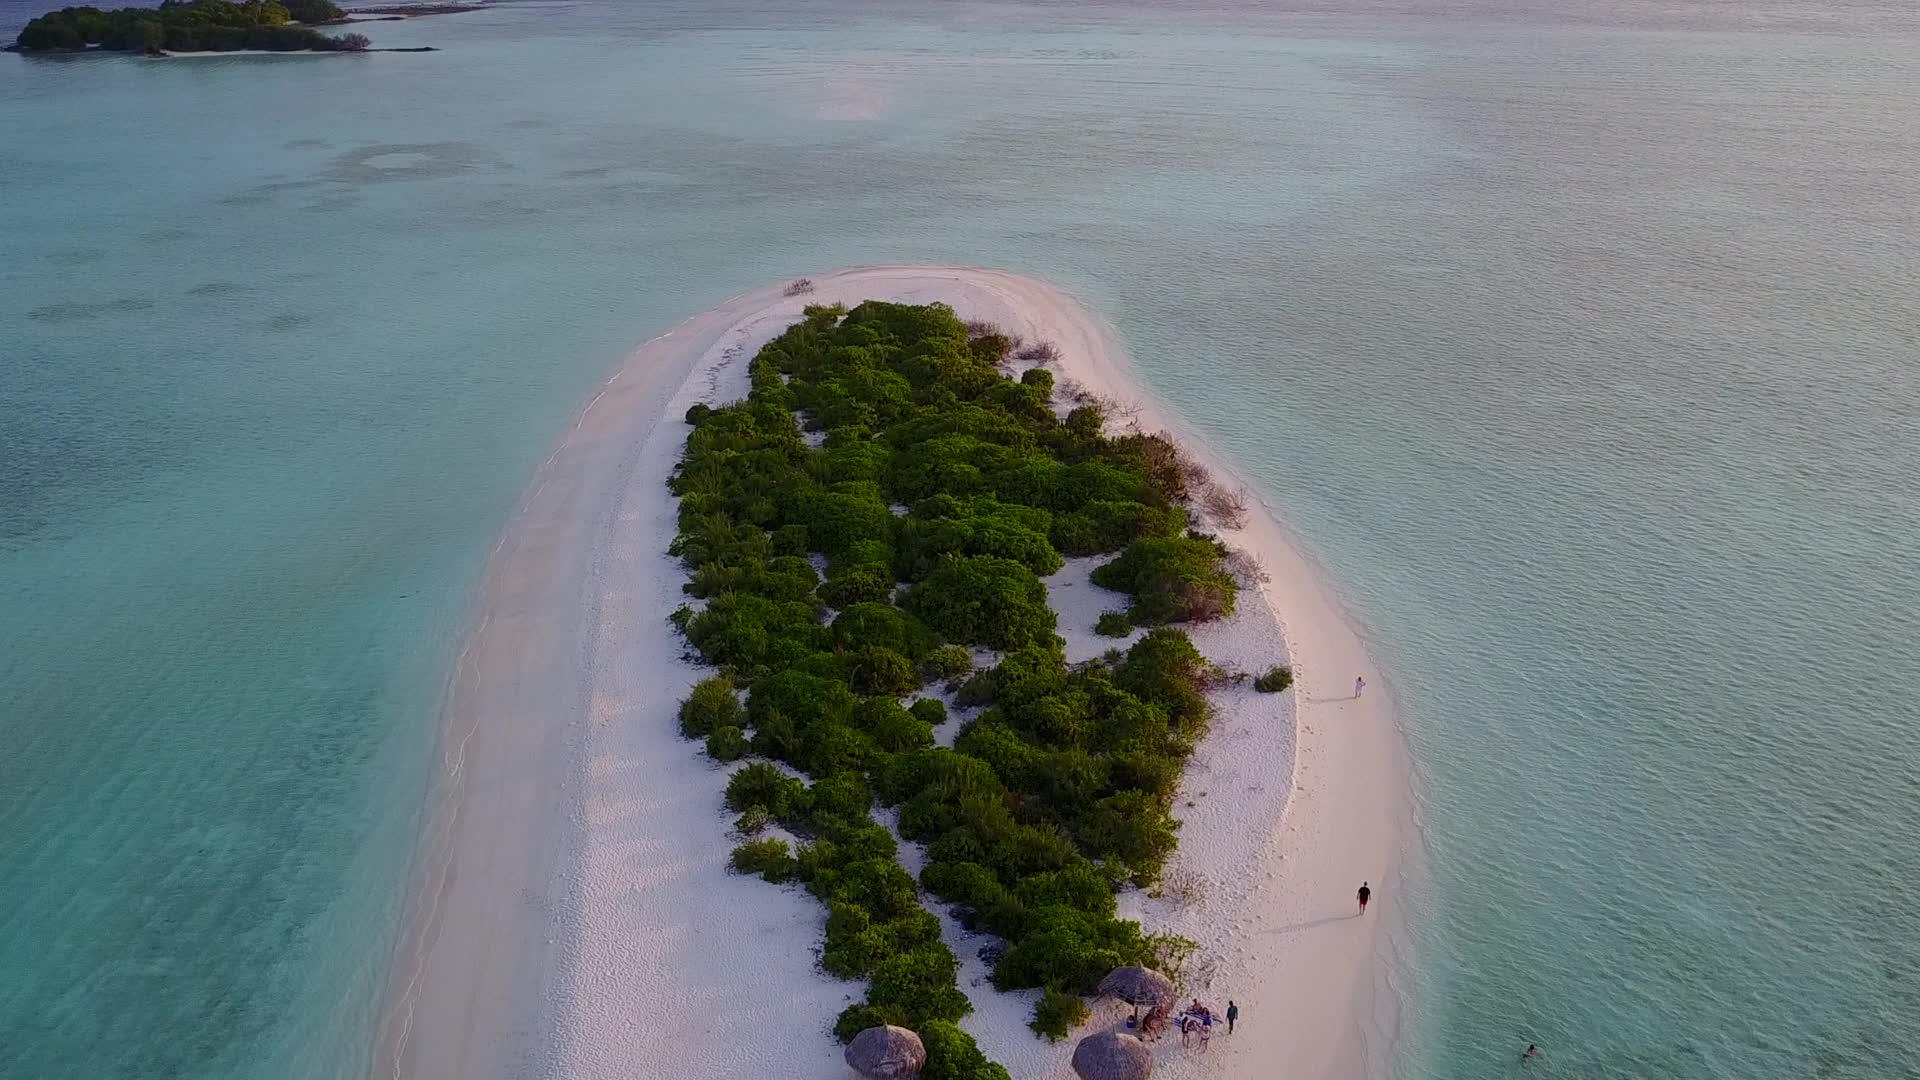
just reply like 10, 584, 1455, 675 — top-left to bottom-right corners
844, 1024, 926, 1079
1072, 1031, 1153, 1080
1098, 966, 1176, 1018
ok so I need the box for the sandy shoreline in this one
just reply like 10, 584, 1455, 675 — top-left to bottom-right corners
373, 267, 1414, 1079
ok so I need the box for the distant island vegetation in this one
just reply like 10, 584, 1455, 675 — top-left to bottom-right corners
12, 0, 478, 53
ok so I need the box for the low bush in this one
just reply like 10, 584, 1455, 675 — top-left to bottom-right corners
849, 646, 922, 696
1254, 665, 1294, 693
1031, 987, 1089, 1041
854, 697, 936, 754
725, 762, 806, 818
866, 947, 972, 1025
919, 1020, 1013, 1080
902, 556, 1057, 651
706, 724, 749, 761
749, 669, 858, 731
923, 645, 973, 680
820, 564, 895, 608
678, 675, 741, 738
730, 838, 796, 882
893, 498, 1062, 579
1114, 627, 1213, 731
1094, 611, 1132, 637
1090, 536, 1237, 624
832, 602, 938, 660
908, 697, 948, 727
734, 805, 771, 836
833, 1003, 908, 1043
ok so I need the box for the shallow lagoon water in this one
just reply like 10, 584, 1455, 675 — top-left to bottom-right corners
2, 1, 1916, 1077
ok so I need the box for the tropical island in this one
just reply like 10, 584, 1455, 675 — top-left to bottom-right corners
671, 299, 1251, 1075
378, 267, 1405, 1080
10, 0, 467, 52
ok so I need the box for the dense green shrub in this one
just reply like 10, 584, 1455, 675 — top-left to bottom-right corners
834, 1003, 910, 1043
678, 676, 742, 738
785, 489, 895, 559
749, 670, 858, 730
1254, 664, 1294, 693
1114, 627, 1213, 731
683, 592, 827, 677
1078, 790, 1180, 879
866, 947, 972, 1024
1050, 500, 1186, 557
902, 556, 1057, 651
725, 762, 806, 818
832, 603, 937, 660
919, 1020, 1014, 1080
804, 776, 880, 835
730, 838, 796, 882
854, 697, 935, 753
894, 497, 1062, 579
1091, 536, 1237, 624
908, 697, 948, 727
923, 645, 973, 680
848, 647, 921, 696
1094, 611, 1132, 637
819, 564, 895, 609
1031, 987, 1090, 1040
823, 905, 943, 978
733, 805, 771, 836
706, 725, 749, 761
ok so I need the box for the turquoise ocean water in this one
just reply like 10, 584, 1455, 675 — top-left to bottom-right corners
2, 1, 1915, 1077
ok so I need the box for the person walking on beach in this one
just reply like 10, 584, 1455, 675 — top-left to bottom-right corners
1354, 675, 1366, 698
1226, 1000, 1239, 1034
1357, 881, 1372, 914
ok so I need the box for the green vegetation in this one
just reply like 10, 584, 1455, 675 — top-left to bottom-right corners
730, 837, 796, 883
678, 675, 742, 738
15, 0, 367, 52
671, 301, 1228, 1064
1253, 665, 1294, 693
923, 645, 973, 681
1089, 534, 1237, 624
705, 724, 749, 761
1093, 610, 1132, 637
1032, 987, 1091, 1040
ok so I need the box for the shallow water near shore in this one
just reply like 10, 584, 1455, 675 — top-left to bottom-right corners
2, 1, 1917, 1077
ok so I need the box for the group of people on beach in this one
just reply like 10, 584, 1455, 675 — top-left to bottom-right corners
1139, 998, 1240, 1051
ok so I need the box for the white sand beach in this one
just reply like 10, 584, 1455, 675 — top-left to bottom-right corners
375, 267, 1413, 1080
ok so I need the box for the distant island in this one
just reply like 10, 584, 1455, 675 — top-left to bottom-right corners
12, 0, 481, 53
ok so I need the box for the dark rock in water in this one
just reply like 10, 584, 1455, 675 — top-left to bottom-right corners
977, 941, 1008, 965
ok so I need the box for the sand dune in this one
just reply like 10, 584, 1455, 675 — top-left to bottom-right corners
375, 267, 1412, 1080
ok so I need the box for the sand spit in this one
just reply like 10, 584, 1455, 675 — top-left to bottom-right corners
374, 267, 1413, 1080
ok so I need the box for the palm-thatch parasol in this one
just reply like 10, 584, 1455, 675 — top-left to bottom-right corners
1098, 966, 1176, 1017
844, 1024, 927, 1079
1072, 1030, 1153, 1080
